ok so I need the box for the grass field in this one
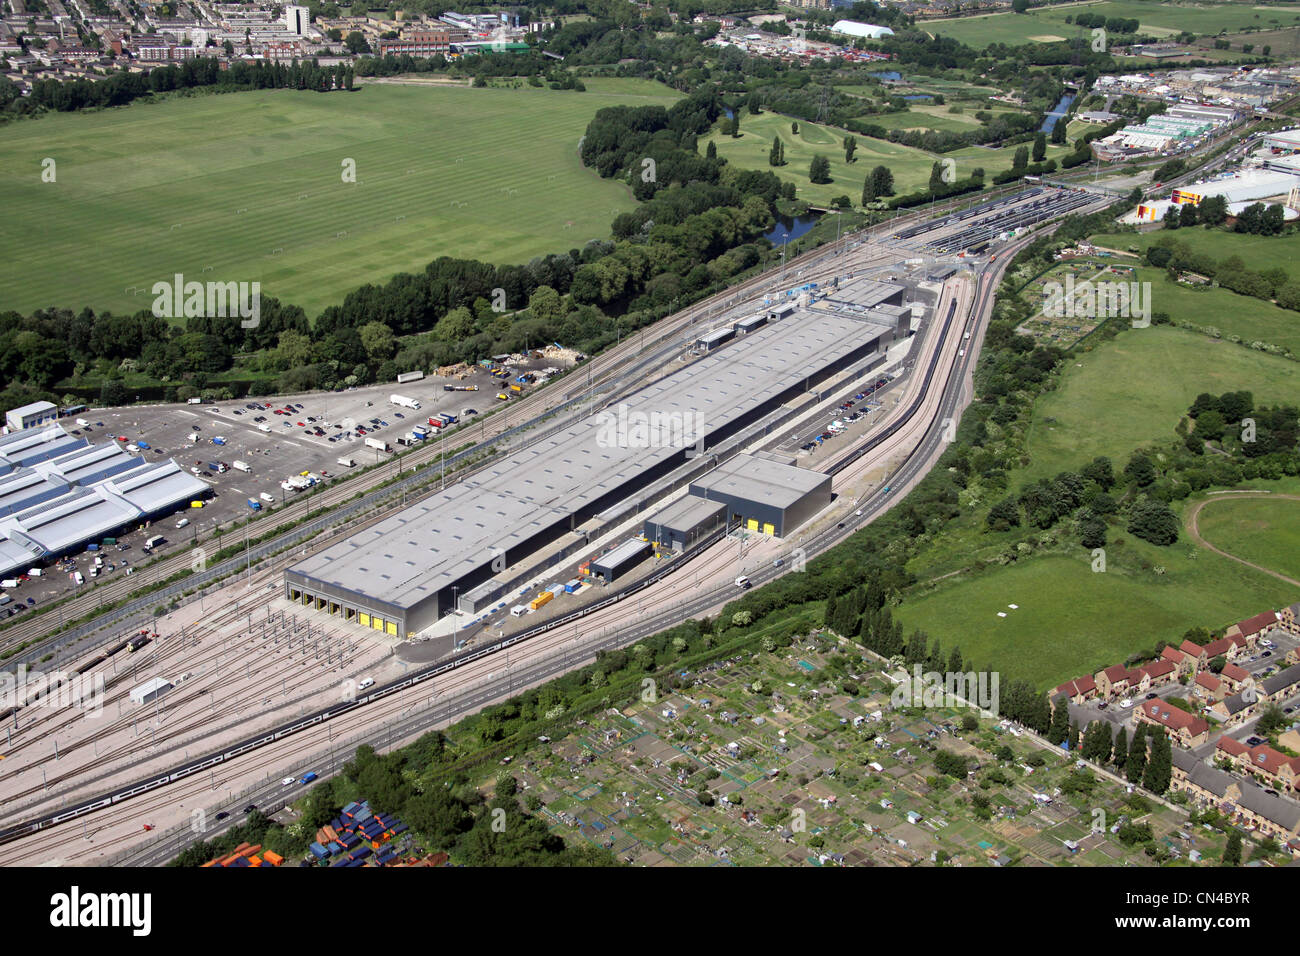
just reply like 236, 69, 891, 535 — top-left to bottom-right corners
895, 542, 1296, 687
1020, 326, 1298, 484
1197, 496, 1300, 582
926, 0, 1300, 49
702, 112, 942, 207
0, 80, 681, 319
861, 106, 987, 134
1092, 229, 1300, 284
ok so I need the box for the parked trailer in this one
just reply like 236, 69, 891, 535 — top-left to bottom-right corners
396, 370, 425, 384
232, 460, 251, 473
438, 413, 458, 425
364, 437, 391, 453
248, 498, 262, 511
389, 394, 421, 410
443, 384, 478, 391
337, 457, 356, 468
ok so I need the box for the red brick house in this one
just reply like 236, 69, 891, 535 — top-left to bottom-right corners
1136, 700, 1210, 747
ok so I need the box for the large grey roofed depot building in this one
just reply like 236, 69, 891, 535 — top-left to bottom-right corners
688, 453, 831, 537
285, 279, 905, 639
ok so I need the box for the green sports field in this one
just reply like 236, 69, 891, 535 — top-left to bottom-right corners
1197, 496, 1300, 582
702, 112, 941, 208
926, 0, 1300, 49
0, 80, 680, 319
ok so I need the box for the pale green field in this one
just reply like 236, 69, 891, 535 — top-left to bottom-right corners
1197, 496, 1300, 582
1022, 326, 1298, 484
0, 81, 681, 319
703, 112, 943, 206
926, 0, 1300, 49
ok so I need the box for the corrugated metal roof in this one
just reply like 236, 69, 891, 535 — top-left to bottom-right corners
289, 297, 895, 610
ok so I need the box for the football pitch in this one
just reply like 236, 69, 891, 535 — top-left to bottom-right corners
0, 80, 680, 319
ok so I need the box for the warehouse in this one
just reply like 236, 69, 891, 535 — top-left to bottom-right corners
688, 452, 831, 538
1170, 169, 1299, 206
286, 279, 904, 638
644, 495, 728, 552
129, 677, 174, 707
696, 326, 735, 351
5, 401, 58, 432
589, 538, 653, 583
0, 432, 209, 576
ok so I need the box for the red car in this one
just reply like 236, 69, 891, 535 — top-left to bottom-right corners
297, 421, 306, 427
116, 435, 128, 442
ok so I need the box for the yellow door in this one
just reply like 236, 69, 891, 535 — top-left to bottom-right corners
763, 522, 775, 536
372, 616, 385, 631
386, 621, 397, 636
746, 518, 758, 531
359, 613, 370, 627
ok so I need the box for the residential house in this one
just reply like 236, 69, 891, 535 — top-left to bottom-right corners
1224, 610, 1280, 647
1095, 664, 1139, 699
1260, 663, 1300, 705
1217, 738, 1300, 792
1210, 690, 1256, 727
1161, 644, 1195, 679
1221, 662, 1252, 692
1052, 674, 1097, 704
1203, 633, 1249, 663
1179, 640, 1208, 671
1172, 749, 1300, 850
1133, 660, 1177, 693
1136, 700, 1210, 747
1193, 670, 1226, 702
1279, 601, 1300, 638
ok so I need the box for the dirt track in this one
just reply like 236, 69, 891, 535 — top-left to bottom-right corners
1184, 492, 1300, 589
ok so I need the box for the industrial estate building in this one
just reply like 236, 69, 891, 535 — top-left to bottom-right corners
6, 401, 58, 432
285, 278, 911, 638
0, 426, 210, 576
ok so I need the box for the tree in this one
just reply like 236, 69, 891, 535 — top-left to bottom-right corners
1012, 0, 1029, 11
1257, 703, 1287, 737
1198, 194, 1227, 225
843, 135, 857, 164
769, 137, 784, 167
1080, 517, 1106, 549
1124, 452, 1156, 488
1012, 146, 1029, 170
730, 111, 741, 138
1179, 202, 1199, 228
1126, 724, 1148, 784
344, 31, 370, 54
1163, 204, 1182, 229
1048, 696, 1070, 747
1113, 727, 1128, 772
1142, 728, 1172, 794
1224, 830, 1242, 866
357, 321, 395, 364
1128, 500, 1179, 546
1031, 132, 1046, 163
1051, 120, 1067, 145
791, 121, 799, 134
870, 164, 894, 198
809, 154, 831, 184
747, 90, 762, 115
705, 140, 717, 160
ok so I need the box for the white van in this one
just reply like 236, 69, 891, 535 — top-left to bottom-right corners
260, 492, 275, 503
74, 571, 84, 585
357, 677, 375, 691
511, 604, 529, 617
176, 518, 189, 529
126, 444, 140, 453
258, 423, 271, 433
735, 576, 750, 589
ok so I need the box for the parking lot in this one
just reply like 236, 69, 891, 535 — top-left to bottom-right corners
11, 355, 574, 610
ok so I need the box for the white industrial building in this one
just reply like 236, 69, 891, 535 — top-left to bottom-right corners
830, 20, 894, 40
5, 401, 58, 432
0, 427, 210, 577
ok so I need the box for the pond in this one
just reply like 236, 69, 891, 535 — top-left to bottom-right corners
763, 213, 822, 245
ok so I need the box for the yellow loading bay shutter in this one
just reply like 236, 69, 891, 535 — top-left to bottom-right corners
763, 523, 775, 536
359, 613, 370, 627
746, 518, 759, 532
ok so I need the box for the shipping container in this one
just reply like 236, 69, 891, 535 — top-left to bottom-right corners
529, 591, 554, 610
87, 543, 99, 552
